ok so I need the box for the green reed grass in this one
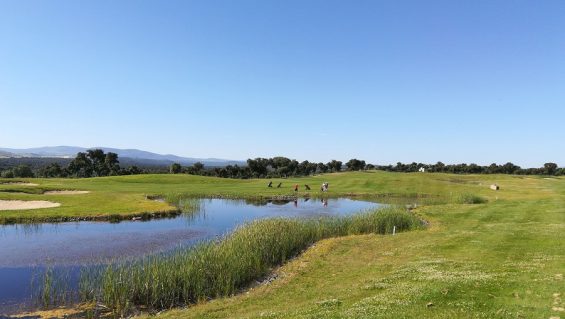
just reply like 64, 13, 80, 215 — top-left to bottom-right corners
79, 207, 422, 316
457, 192, 488, 204
32, 266, 72, 309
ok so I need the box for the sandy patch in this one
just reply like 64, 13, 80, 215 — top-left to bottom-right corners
12, 304, 91, 318
0, 200, 60, 210
0, 182, 39, 186
44, 190, 90, 195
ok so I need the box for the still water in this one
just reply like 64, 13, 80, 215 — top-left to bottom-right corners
0, 198, 381, 314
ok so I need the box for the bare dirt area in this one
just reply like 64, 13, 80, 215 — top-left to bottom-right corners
44, 190, 91, 195
0, 200, 61, 210
10, 305, 88, 318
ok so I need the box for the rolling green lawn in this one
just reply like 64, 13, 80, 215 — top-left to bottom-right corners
0, 171, 539, 222
2, 172, 564, 318
145, 173, 563, 319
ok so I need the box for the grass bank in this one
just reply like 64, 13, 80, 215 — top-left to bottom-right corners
77, 207, 421, 317
1, 171, 505, 223
145, 176, 564, 319
3, 172, 563, 318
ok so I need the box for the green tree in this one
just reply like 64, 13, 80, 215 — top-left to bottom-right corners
38, 163, 64, 177
543, 162, 558, 175
170, 163, 182, 174
501, 162, 520, 174
487, 163, 500, 174
0, 165, 34, 178
126, 166, 142, 175
13, 164, 34, 177
434, 161, 446, 172
346, 159, 366, 171
68, 152, 93, 177
327, 160, 343, 172
87, 149, 107, 176
104, 152, 120, 176
298, 160, 316, 176
316, 162, 328, 174
1, 170, 14, 178
193, 162, 204, 172
67, 149, 120, 177
247, 158, 269, 177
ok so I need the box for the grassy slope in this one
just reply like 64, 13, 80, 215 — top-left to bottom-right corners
2, 172, 564, 318
144, 174, 562, 319
1, 171, 501, 222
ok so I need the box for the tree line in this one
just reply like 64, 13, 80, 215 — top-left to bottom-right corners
169, 158, 564, 178
375, 161, 563, 176
1, 152, 563, 178
168, 158, 350, 179
0, 149, 144, 178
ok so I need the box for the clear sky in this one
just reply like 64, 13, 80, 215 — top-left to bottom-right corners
1, 0, 563, 167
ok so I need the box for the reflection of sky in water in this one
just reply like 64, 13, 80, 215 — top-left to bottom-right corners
0, 198, 381, 314
0, 198, 380, 267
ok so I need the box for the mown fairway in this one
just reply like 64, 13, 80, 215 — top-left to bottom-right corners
145, 174, 564, 319
0, 171, 533, 222
2, 172, 564, 318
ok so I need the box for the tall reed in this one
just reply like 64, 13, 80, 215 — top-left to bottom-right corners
81, 207, 422, 316
32, 266, 73, 309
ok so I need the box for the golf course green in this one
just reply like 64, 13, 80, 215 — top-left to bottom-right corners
1, 171, 563, 318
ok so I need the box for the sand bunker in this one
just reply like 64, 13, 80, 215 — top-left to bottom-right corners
0, 200, 61, 210
44, 190, 90, 195
0, 182, 39, 186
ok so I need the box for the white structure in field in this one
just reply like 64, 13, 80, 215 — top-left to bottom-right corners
490, 184, 500, 190
418, 167, 426, 172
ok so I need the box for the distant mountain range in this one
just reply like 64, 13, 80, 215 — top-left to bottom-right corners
0, 146, 245, 167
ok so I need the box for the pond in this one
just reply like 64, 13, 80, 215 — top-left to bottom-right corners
0, 198, 382, 314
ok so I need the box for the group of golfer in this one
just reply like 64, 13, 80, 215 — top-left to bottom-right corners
267, 181, 329, 192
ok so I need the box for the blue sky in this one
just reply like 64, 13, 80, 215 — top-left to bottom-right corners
1, 0, 563, 167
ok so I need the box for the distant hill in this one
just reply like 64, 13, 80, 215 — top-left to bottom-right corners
0, 146, 244, 167
0, 150, 17, 158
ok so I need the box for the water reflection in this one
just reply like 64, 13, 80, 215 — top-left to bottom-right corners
0, 198, 381, 314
